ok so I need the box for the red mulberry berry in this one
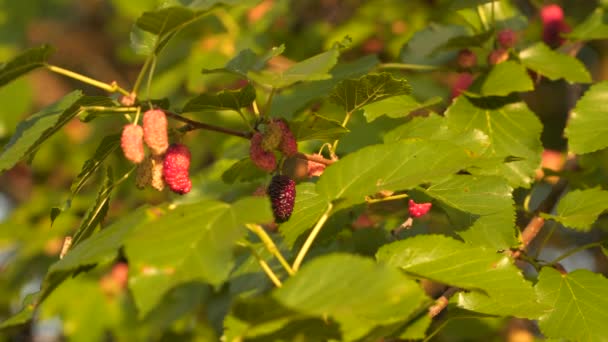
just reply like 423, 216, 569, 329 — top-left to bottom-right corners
450, 73, 474, 99
163, 144, 192, 195
408, 199, 432, 218
541, 4, 570, 48
497, 29, 517, 48
273, 119, 298, 157
121, 124, 145, 164
457, 49, 476, 69
250, 132, 277, 172
267, 175, 296, 223
143, 109, 169, 156
262, 121, 283, 151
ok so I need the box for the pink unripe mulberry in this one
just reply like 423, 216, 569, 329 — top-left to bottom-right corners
451, 73, 474, 99
273, 119, 298, 156
307, 155, 326, 177
408, 199, 432, 218
541, 4, 570, 48
250, 132, 277, 172
457, 49, 477, 69
136, 155, 165, 191
121, 124, 145, 164
497, 29, 517, 48
488, 48, 509, 65
163, 144, 192, 195
143, 109, 169, 156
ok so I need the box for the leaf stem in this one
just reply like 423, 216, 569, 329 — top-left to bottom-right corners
366, 193, 408, 204
46, 64, 130, 96
241, 243, 283, 288
246, 224, 294, 276
292, 203, 333, 272
377, 63, 440, 71
132, 55, 154, 96
428, 287, 459, 317
550, 239, 608, 265
164, 110, 253, 139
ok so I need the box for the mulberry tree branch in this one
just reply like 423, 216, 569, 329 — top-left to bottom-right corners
164, 110, 253, 139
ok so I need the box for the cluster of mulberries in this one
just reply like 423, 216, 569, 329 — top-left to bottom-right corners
267, 175, 296, 223
120, 109, 193, 195
249, 118, 298, 172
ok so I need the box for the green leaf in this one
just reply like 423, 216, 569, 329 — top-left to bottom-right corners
400, 23, 467, 66
290, 113, 349, 142
71, 168, 114, 245
0, 293, 36, 330
536, 267, 608, 342
0, 45, 53, 88
273, 253, 429, 341
203, 45, 285, 76
444, 97, 542, 188
569, 8, 608, 41
519, 42, 592, 83
425, 175, 517, 250
126, 197, 272, 316
221, 158, 267, 184
477, 61, 534, 96
376, 235, 543, 318
279, 183, 330, 248
130, 25, 158, 55
182, 84, 256, 113
0, 92, 114, 172
565, 81, 608, 154
136, 6, 200, 36
362, 95, 442, 122
316, 140, 471, 206
448, 0, 494, 10
330, 73, 411, 113
249, 48, 340, 88
40, 206, 151, 303
541, 188, 608, 231
71, 134, 121, 194
435, 29, 495, 52
269, 55, 379, 119
384, 113, 490, 157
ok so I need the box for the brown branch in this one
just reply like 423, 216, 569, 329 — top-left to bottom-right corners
428, 287, 459, 318
296, 153, 336, 166
165, 110, 253, 139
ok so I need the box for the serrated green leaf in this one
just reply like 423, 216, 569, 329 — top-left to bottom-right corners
126, 197, 272, 316
0, 45, 53, 88
279, 183, 330, 248
0, 293, 36, 330
536, 267, 608, 342
249, 48, 340, 89
40, 275, 120, 342
290, 113, 349, 141
569, 8, 608, 41
541, 188, 608, 231
565, 81, 608, 154
0, 93, 114, 172
316, 140, 471, 206
203, 45, 285, 76
71, 134, 121, 194
384, 113, 490, 156
362, 95, 442, 122
376, 235, 543, 318
330, 73, 411, 113
136, 6, 199, 36
221, 158, 267, 184
182, 84, 256, 113
519, 42, 591, 83
425, 175, 516, 250
273, 253, 429, 341
130, 25, 158, 55
39, 206, 151, 303
478, 61, 534, 96
269, 55, 379, 119
71, 168, 114, 246
444, 97, 542, 188
400, 24, 467, 66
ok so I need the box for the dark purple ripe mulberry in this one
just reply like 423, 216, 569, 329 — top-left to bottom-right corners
267, 175, 296, 223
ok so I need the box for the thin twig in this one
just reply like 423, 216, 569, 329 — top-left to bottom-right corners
428, 287, 459, 318
292, 203, 333, 272
164, 111, 252, 139
246, 224, 294, 276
